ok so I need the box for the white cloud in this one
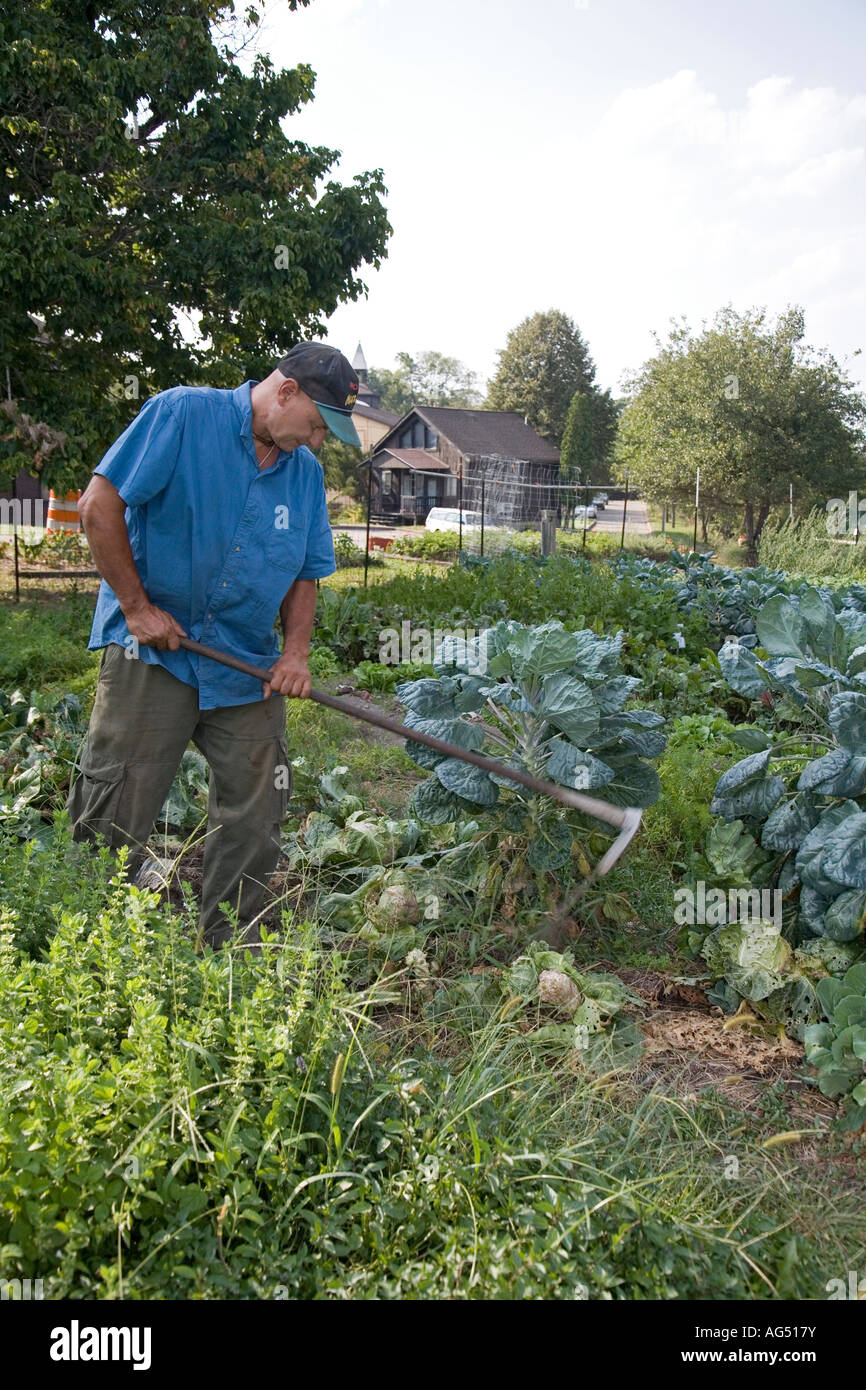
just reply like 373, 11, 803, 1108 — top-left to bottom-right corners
240, 7, 866, 394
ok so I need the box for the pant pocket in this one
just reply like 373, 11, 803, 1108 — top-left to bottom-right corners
68, 752, 128, 846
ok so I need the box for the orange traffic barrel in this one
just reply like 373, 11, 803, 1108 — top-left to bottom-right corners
46, 489, 81, 532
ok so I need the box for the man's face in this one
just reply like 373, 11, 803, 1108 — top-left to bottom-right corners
270, 379, 328, 453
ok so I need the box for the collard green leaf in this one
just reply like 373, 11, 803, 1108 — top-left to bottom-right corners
829, 691, 866, 753
820, 814, 866, 888
410, 777, 478, 825
711, 775, 786, 822
595, 756, 661, 809
506, 622, 580, 678
570, 628, 623, 678
797, 587, 841, 665
846, 644, 866, 680
797, 748, 866, 798
537, 673, 599, 744
798, 884, 832, 938
718, 640, 767, 697
452, 675, 491, 714
816, 975, 850, 1019
795, 802, 861, 890
545, 739, 615, 791
730, 726, 773, 752
761, 794, 818, 852
713, 749, 772, 798
614, 727, 668, 758
791, 658, 845, 690
823, 889, 866, 943
589, 675, 641, 715
434, 758, 499, 806
833, 995, 866, 1029
395, 676, 458, 719
756, 594, 806, 657
527, 817, 573, 871
402, 710, 484, 770
759, 657, 810, 705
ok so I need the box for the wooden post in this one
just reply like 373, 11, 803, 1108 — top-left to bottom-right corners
12, 471, 19, 602
620, 472, 629, 549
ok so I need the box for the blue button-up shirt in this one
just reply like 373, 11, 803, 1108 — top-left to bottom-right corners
88, 380, 336, 709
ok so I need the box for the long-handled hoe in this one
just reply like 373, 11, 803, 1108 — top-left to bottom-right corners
179, 636, 643, 894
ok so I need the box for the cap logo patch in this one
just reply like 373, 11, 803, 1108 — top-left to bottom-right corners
345, 392, 357, 406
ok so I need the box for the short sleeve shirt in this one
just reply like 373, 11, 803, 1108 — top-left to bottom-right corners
88, 380, 336, 709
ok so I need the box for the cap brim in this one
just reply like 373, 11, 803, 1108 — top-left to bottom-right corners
315, 402, 361, 448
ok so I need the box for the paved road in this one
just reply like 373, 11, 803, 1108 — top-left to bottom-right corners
590, 499, 651, 536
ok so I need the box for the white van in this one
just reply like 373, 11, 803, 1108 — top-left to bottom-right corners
425, 508, 498, 532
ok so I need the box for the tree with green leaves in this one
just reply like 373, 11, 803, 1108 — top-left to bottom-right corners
560, 391, 595, 484
0, 0, 391, 491
368, 350, 481, 415
486, 310, 615, 458
614, 305, 866, 552
318, 434, 363, 499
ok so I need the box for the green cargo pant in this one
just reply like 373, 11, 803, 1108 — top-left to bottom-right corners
67, 642, 291, 949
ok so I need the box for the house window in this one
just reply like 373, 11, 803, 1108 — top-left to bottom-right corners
401, 473, 415, 497
425, 428, 438, 449
380, 470, 392, 493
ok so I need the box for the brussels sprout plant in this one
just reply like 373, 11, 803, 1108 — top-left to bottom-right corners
395, 620, 667, 917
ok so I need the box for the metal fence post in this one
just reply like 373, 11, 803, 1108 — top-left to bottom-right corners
363, 456, 373, 589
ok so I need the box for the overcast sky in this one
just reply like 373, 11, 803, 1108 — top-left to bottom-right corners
244, 0, 866, 397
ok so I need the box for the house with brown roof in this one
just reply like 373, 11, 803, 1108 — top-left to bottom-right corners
370, 406, 561, 525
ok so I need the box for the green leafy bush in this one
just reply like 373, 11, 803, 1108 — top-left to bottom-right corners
314, 587, 377, 665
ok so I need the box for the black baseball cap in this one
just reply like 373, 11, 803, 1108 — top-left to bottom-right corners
277, 343, 361, 447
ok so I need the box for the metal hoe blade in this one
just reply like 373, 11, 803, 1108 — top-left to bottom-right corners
178, 636, 644, 876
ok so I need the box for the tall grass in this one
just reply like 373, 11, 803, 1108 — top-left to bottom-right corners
758, 510, 866, 582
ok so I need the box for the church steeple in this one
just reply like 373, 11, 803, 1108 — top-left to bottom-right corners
351, 342, 369, 385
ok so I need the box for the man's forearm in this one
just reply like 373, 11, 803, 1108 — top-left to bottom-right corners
279, 579, 317, 654
78, 477, 148, 616
78, 475, 185, 649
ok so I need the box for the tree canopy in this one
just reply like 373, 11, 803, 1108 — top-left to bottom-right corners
0, 0, 391, 490
613, 306, 866, 546
368, 350, 482, 415
485, 309, 618, 463
560, 391, 595, 485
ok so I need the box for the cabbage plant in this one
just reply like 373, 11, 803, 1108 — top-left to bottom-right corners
395, 620, 666, 904
705, 587, 866, 1074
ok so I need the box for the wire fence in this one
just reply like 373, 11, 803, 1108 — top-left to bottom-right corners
358, 456, 632, 584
